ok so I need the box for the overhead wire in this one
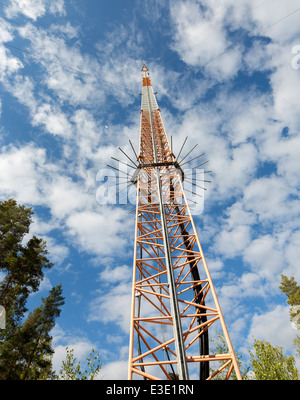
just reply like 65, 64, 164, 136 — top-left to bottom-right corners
259, 6, 300, 34
162, 0, 272, 69
0, 0, 66, 25
0, 2, 137, 95
1, 1, 300, 97
160, 0, 300, 86
1, 40, 137, 95
0, 0, 299, 119
190, 4, 300, 80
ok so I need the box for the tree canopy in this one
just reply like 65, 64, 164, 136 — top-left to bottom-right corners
57, 347, 102, 380
249, 339, 299, 380
279, 274, 300, 359
0, 198, 64, 379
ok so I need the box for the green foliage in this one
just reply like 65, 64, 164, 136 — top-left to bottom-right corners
209, 331, 250, 380
279, 275, 300, 308
279, 275, 300, 359
0, 199, 54, 331
249, 339, 299, 380
292, 336, 300, 361
57, 347, 102, 380
0, 198, 64, 379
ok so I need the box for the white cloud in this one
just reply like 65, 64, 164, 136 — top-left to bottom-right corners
174, 106, 259, 201
243, 175, 300, 223
0, 144, 48, 204
1, 0, 300, 380
243, 230, 300, 286
206, 258, 224, 279
98, 265, 132, 284
214, 224, 251, 259
223, 201, 257, 230
284, 230, 300, 282
5, 0, 65, 21
51, 323, 102, 376
243, 234, 284, 282
169, 0, 227, 68
252, 0, 300, 43
4, 74, 74, 138
168, 0, 258, 80
87, 282, 131, 333
101, 360, 128, 380
36, 275, 52, 292
4, 74, 36, 109
168, 0, 300, 96
217, 272, 267, 319
246, 304, 298, 353
42, 236, 70, 266
15, 22, 106, 109
0, 21, 23, 80
0, 142, 96, 224
0, 18, 14, 43
66, 208, 133, 257
33, 103, 72, 137
29, 214, 60, 236
71, 109, 103, 162
106, 334, 124, 344
45, 176, 93, 219
222, 92, 272, 146
265, 43, 300, 133
49, 22, 79, 40
45, 68, 101, 107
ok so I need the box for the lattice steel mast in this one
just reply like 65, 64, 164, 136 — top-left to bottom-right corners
127, 66, 242, 380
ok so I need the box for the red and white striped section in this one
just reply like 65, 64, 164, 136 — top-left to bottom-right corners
141, 65, 158, 112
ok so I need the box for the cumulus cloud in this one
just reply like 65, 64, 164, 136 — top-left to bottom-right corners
51, 324, 98, 375
98, 264, 132, 284
0, 19, 24, 80
32, 103, 72, 137
42, 236, 70, 266
0, 144, 49, 204
65, 208, 133, 257
44, 176, 93, 219
252, 0, 300, 43
1, 0, 300, 379
243, 175, 300, 223
169, 0, 228, 67
246, 304, 298, 352
243, 234, 283, 281
101, 360, 129, 380
87, 281, 132, 333
5, 0, 65, 21
168, 0, 257, 80
214, 224, 251, 259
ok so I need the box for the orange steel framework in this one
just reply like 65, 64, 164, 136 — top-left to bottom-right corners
128, 66, 242, 380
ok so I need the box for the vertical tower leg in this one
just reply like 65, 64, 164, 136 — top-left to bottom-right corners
127, 66, 242, 380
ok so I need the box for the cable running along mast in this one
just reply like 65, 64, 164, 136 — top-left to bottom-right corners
128, 66, 242, 380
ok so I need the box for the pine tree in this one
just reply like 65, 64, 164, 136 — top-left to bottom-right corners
279, 274, 300, 359
279, 275, 300, 315
0, 199, 64, 379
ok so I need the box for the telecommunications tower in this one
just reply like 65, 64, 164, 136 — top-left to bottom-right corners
125, 66, 241, 380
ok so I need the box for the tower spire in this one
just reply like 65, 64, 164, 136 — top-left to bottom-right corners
127, 67, 242, 381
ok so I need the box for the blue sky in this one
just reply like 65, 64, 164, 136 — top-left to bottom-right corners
1, 0, 300, 379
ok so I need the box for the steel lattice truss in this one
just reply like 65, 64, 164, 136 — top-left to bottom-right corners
128, 66, 242, 380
